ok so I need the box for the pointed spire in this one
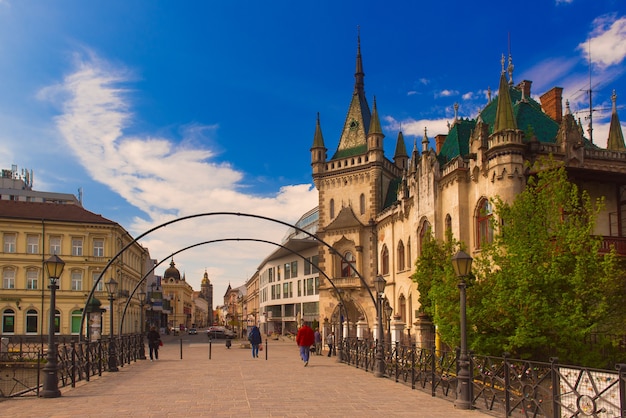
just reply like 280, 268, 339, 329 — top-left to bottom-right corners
394, 130, 408, 159
354, 26, 365, 94
312, 112, 325, 148
607, 90, 626, 151
565, 100, 571, 115
368, 96, 382, 135
493, 68, 517, 132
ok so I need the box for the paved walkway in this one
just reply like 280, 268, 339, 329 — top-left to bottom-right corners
0, 335, 493, 417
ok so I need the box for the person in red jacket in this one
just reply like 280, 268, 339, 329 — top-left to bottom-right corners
296, 324, 315, 366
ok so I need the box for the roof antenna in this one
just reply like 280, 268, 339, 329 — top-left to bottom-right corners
587, 38, 594, 143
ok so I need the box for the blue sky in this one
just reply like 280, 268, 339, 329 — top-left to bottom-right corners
0, 1, 625, 301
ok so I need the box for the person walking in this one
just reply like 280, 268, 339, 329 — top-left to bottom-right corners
326, 331, 334, 357
296, 323, 315, 366
147, 326, 161, 361
248, 325, 262, 358
314, 328, 322, 355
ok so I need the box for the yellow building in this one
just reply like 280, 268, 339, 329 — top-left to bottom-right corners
161, 260, 194, 331
0, 200, 150, 337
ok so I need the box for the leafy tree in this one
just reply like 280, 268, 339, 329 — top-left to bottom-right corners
413, 160, 624, 367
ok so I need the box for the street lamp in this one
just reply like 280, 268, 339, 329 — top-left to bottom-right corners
384, 299, 393, 345
336, 302, 343, 360
106, 278, 119, 372
41, 255, 65, 398
138, 290, 147, 360
374, 275, 386, 378
451, 250, 473, 410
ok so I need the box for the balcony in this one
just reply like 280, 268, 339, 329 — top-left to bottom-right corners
599, 236, 626, 256
331, 277, 361, 288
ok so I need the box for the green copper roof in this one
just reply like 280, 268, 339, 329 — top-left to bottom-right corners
383, 177, 402, 209
437, 119, 476, 164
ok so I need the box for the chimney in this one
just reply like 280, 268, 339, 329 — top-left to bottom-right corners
517, 80, 532, 100
540, 87, 563, 124
435, 134, 447, 154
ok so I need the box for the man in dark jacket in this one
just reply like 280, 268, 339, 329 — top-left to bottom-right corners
248, 325, 262, 358
296, 324, 315, 366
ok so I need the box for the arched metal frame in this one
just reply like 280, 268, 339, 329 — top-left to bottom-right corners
80, 212, 376, 340
118, 237, 350, 333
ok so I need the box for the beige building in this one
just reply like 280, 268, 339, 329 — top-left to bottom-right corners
0, 199, 150, 337
311, 41, 626, 342
161, 260, 194, 331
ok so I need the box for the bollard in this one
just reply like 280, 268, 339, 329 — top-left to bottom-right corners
209, 340, 212, 359
180, 338, 183, 359
265, 339, 268, 360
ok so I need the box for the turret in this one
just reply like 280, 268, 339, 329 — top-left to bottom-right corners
311, 112, 327, 174
367, 97, 384, 161
394, 130, 408, 170
607, 90, 625, 151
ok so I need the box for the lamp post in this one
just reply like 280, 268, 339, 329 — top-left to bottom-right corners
41, 255, 65, 398
138, 290, 147, 360
374, 275, 386, 378
451, 250, 473, 410
384, 299, 393, 345
336, 302, 343, 360
106, 278, 119, 372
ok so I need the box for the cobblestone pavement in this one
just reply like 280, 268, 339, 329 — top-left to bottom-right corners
0, 335, 493, 417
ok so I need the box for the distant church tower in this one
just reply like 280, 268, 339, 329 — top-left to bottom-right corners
200, 270, 214, 325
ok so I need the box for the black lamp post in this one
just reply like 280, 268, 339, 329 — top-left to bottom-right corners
138, 290, 147, 360
106, 278, 119, 372
451, 250, 473, 410
336, 302, 343, 360
374, 275, 386, 378
41, 255, 65, 398
384, 299, 393, 345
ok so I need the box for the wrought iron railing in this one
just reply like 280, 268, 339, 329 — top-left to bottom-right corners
0, 334, 144, 398
339, 337, 626, 417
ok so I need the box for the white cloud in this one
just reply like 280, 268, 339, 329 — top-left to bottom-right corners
579, 15, 626, 69
435, 89, 458, 99
41, 51, 318, 296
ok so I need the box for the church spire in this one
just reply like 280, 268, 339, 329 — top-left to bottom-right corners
493, 55, 517, 133
354, 26, 364, 95
607, 90, 626, 151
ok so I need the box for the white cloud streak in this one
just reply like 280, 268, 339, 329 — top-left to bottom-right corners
41, 51, 318, 294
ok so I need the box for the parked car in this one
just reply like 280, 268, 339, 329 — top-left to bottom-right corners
207, 326, 235, 339
188, 328, 197, 335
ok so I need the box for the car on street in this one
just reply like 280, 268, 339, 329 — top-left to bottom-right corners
207, 326, 235, 339
188, 328, 197, 335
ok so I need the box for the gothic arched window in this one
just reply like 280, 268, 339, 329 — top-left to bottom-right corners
341, 252, 356, 277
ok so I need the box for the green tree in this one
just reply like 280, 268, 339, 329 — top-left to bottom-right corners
413, 160, 624, 367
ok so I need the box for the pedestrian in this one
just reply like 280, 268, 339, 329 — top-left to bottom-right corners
326, 331, 334, 357
314, 328, 322, 355
147, 326, 161, 361
248, 325, 262, 358
296, 323, 315, 366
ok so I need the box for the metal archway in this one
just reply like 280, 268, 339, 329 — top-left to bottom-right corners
80, 212, 374, 340
118, 237, 350, 333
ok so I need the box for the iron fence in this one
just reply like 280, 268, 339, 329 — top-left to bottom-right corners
0, 334, 144, 398
339, 337, 626, 417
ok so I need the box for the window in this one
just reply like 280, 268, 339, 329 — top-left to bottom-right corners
71, 310, 82, 334
3, 268, 15, 289
477, 199, 494, 248
381, 245, 389, 275
4, 234, 16, 253
26, 309, 38, 334
407, 238, 411, 269
93, 238, 104, 257
445, 214, 452, 240
341, 251, 356, 277
282, 282, 292, 298
419, 221, 431, 256
305, 277, 315, 296
297, 280, 302, 297
290, 261, 297, 278
53, 310, 60, 334
397, 240, 405, 271
71, 271, 83, 291
359, 193, 365, 215
26, 234, 39, 254
92, 272, 104, 291
284, 262, 291, 280
304, 255, 319, 275
49, 236, 61, 255
2, 309, 15, 334
26, 269, 38, 290
330, 198, 335, 219
72, 238, 83, 256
